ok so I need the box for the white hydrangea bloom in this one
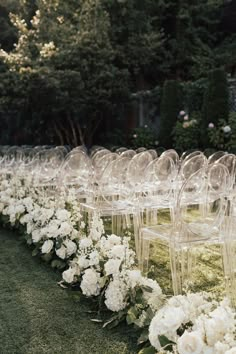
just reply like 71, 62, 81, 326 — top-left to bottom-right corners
77, 255, 90, 270
89, 250, 100, 266
79, 238, 93, 249
80, 268, 101, 297
56, 209, 71, 221
109, 244, 126, 260
104, 259, 121, 276
127, 269, 143, 289
105, 276, 129, 312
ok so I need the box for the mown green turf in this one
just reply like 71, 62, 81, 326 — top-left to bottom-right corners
0, 229, 138, 354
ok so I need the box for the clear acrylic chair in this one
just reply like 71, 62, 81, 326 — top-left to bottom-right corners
148, 149, 158, 159
139, 155, 177, 224
216, 154, 236, 190
91, 148, 110, 164
120, 149, 136, 158
116, 147, 127, 154
208, 151, 227, 165
161, 149, 179, 168
80, 156, 141, 254
180, 149, 202, 163
140, 163, 230, 296
94, 152, 118, 182
179, 153, 207, 182
126, 151, 153, 195
58, 150, 94, 203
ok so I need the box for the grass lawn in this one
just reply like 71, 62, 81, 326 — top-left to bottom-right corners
0, 228, 138, 354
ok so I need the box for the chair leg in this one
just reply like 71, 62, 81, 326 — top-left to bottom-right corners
140, 235, 150, 275
133, 213, 142, 261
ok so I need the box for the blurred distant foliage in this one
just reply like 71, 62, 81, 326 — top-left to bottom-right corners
0, 0, 235, 146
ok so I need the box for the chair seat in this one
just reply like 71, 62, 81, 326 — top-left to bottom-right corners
141, 222, 220, 245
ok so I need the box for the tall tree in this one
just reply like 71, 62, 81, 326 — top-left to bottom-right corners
0, 0, 130, 145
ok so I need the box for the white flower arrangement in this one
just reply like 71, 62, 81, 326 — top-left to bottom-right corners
0, 172, 236, 354
149, 295, 236, 353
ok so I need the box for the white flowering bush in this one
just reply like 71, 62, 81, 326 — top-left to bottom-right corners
208, 118, 232, 150
173, 110, 200, 152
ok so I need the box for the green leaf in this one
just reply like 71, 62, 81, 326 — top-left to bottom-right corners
158, 335, 175, 351
126, 306, 139, 325
103, 311, 126, 329
103, 315, 119, 328
99, 276, 108, 288
142, 285, 153, 293
138, 329, 149, 345
32, 248, 39, 257
138, 345, 156, 354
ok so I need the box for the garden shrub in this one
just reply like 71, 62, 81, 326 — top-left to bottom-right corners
173, 111, 201, 152
208, 112, 236, 152
181, 78, 208, 113
129, 125, 158, 149
228, 111, 236, 152
202, 68, 229, 146
159, 80, 182, 148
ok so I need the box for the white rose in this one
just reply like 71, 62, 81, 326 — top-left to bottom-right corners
226, 348, 236, 354
62, 267, 76, 283
149, 306, 186, 349
163, 307, 186, 330
59, 221, 73, 236
56, 245, 67, 259
177, 331, 204, 354
215, 342, 230, 354
32, 229, 42, 243
203, 346, 214, 354
104, 259, 121, 276
222, 125, 231, 134
41, 239, 54, 254
64, 240, 77, 257
47, 221, 59, 238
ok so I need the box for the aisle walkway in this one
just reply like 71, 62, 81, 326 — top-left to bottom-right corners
0, 229, 138, 354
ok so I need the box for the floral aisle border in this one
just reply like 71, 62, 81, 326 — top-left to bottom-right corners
0, 176, 236, 354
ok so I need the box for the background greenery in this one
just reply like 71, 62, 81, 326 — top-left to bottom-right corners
0, 0, 236, 148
